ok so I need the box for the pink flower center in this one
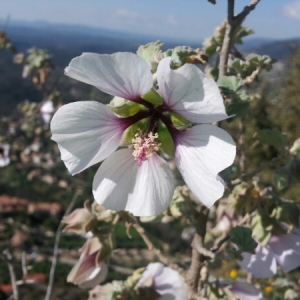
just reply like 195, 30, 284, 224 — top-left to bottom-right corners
132, 130, 160, 166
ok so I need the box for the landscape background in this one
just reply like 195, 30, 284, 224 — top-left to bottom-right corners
0, 16, 300, 300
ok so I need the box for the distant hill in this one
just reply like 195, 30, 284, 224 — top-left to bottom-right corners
0, 20, 299, 116
238, 37, 300, 60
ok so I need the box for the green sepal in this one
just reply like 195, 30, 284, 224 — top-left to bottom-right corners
170, 112, 191, 129
141, 89, 163, 106
108, 96, 141, 117
157, 121, 175, 157
121, 118, 148, 145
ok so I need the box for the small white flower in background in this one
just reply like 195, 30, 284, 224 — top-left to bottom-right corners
230, 280, 263, 300
40, 99, 54, 124
51, 52, 236, 216
138, 262, 187, 300
67, 237, 108, 289
0, 143, 10, 167
239, 233, 300, 278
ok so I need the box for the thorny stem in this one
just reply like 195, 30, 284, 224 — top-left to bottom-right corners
44, 190, 80, 300
130, 215, 186, 276
218, 0, 261, 78
1, 249, 19, 300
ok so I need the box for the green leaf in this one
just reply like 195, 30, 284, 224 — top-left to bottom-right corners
233, 26, 254, 44
226, 100, 249, 118
251, 214, 274, 245
274, 164, 292, 191
229, 226, 258, 254
137, 41, 163, 72
218, 76, 242, 92
163, 46, 197, 68
257, 129, 286, 149
284, 289, 299, 300
141, 88, 163, 106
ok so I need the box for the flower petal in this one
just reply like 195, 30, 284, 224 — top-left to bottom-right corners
0, 144, 10, 168
231, 281, 263, 300
269, 234, 300, 273
93, 149, 174, 216
175, 125, 236, 208
65, 52, 153, 100
51, 101, 124, 175
238, 244, 277, 278
139, 263, 187, 300
157, 58, 228, 123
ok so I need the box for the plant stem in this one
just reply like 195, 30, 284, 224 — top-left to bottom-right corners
130, 215, 186, 276
1, 249, 19, 300
44, 190, 80, 300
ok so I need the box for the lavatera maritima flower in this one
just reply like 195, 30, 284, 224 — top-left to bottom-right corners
51, 52, 236, 216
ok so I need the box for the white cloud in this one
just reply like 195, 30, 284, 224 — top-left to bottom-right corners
166, 14, 178, 26
284, 0, 300, 20
113, 9, 140, 23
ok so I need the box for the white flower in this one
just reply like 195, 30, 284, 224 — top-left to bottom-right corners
40, 99, 54, 124
239, 233, 300, 278
230, 280, 263, 300
67, 237, 108, 289
51, 52, 235, 216
0, 143, 10, 167
138, 262, 187, 300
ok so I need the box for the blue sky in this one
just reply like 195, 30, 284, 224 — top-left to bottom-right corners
0, 0, 300, 41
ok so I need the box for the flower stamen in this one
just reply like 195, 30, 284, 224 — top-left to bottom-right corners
132, 130, 160, 166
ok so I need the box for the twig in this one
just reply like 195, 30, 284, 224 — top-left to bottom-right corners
210, 213, 251, 253
242, 67, 262, 86
218, 0, 261, 77
186, 206, 209, 296
231, 153, 286, 185
235, 0, 261, 24
21, 251, 27, 282
44, 190, 80, 300
1, 249, 19, 300
130, 215, 186, 276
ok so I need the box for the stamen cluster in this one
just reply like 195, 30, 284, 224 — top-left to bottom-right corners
132, 130, 160, 166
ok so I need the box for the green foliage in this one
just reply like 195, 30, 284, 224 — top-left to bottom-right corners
136, 40, 163, 72
217, 76, 242, 92
257, 129, 286, 150
229, 226, 258, 254
229, 54, 276, 78
203, 21, 253, 58
163, 46, 197, 68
